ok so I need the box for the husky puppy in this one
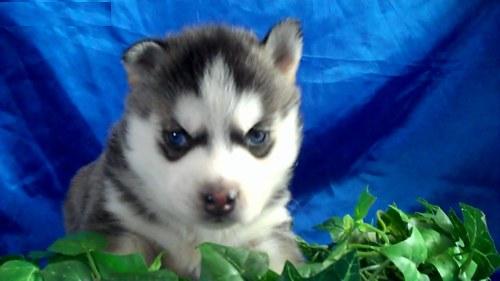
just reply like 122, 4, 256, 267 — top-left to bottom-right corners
64, 19, 303, 278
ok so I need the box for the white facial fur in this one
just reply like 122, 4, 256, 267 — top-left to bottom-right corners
123, 56, 301, 227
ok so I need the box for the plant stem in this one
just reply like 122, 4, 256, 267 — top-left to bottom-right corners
349, 243, 381, 252
357, 251, 380, 258
368, 259, 391, 281
86, 251, 101, 281
376, 210, 387, 232
361, 223, 391, 245
360, 270, 371, 281
361, 263, 384, 272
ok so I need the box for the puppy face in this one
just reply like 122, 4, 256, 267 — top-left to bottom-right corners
121, 20, 303, 227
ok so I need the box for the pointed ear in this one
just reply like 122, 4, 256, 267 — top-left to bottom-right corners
263, 19, 303, 83
122, 39, 166, 85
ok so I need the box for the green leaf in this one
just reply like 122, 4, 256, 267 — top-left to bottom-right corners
199, 243, 269, 281
296, 262, 325, 278
449, 247, 476, 280
198, 243, 250, 281
388, 256, 430, 281
486, 253, 500, 273
378, 207, 410, 241
280, 252, 360, 281
46, 253, 88, 266
354, 187, 376, 221
418, 199, 454, 234
148, 253, 164, 272
381, 226, 428, 264
448, 209, 468, 244
388, 204, 410, 223
428, 253, 459, 281
309, 251, 360, 281
468, 250, 500, 280
48, 232, 107, 256
324, 241, 349, 263
296, 237, 330, 263
418, 227, 453, 258
458, 257, 477, 281
92, 251, 148, 278
103, 270, 181, 281
316, 216, 345, 242
279, 261, 304, 281
460, 204, 497, 253
0, 260, 40, 281
41, 260, 93, 281
460, 203, 500, 278
260, 269, 280, 281
342, 215, 354, 232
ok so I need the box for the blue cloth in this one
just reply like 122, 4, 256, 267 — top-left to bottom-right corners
1, 0, 499, 263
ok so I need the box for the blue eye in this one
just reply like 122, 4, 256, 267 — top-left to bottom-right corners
246, 129, 268, 146
166, 130, 189, 148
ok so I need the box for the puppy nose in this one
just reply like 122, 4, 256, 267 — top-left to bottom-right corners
201, 186, 238, 217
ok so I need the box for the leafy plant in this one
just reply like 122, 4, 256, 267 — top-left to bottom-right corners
1, 189, 499, 281
305, 188, 500, 281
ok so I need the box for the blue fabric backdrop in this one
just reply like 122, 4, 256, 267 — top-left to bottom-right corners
0, 0, 499, 265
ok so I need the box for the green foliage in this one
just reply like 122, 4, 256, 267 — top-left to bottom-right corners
199, 243, 269, 281
353, 188, 376, 221
0, 187, 498, 281
47, 232, 107, 257
0, 261, 41, 281
41, 260, 93, 281
301, 188, 500, 281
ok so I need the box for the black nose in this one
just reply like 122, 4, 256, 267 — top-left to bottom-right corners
202, 187, 238, 217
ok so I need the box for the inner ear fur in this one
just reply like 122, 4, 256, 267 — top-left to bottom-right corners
263, 19, 303, 83
122, 39, 167, 85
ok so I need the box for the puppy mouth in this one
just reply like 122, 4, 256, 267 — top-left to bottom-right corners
201, 214, 239, 229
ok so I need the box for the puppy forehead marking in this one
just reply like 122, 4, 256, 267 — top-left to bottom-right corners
201, 55, 237, 131
174, 96, 206, 134
234, 93, 263, 132
174, 56, 263, 135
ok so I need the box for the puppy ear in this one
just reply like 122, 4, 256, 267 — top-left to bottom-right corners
122, 39, 166, 85
263, 19, 303, 83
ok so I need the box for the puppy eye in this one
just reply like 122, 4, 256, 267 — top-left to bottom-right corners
245, 129, 268, 146
165, 130, 190, 149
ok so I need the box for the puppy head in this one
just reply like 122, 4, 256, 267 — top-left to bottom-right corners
121, 20, 303, 227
